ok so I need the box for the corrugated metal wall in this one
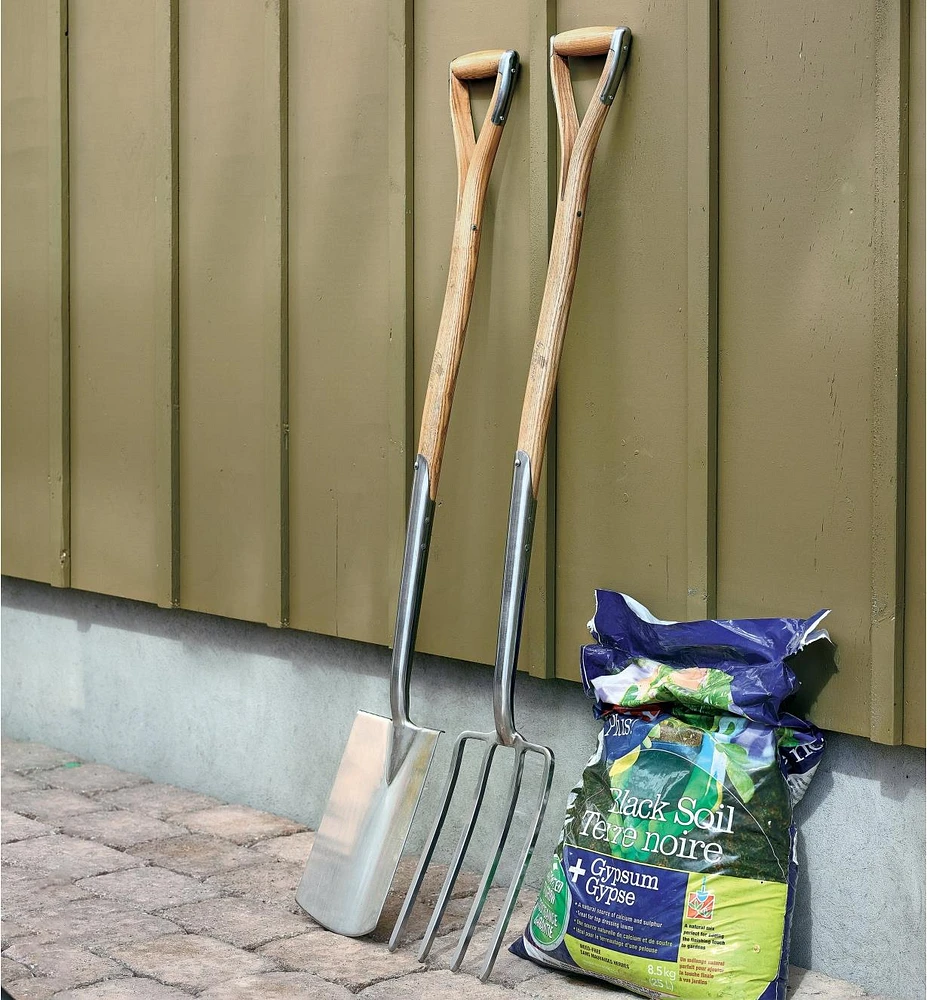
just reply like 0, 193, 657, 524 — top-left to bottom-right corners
2, 0, 923, 745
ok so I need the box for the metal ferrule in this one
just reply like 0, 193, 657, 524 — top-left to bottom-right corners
492, 451, 537, 746
490, 49, 520, 125
600, 26, 632, 105
389, 456, 436, 729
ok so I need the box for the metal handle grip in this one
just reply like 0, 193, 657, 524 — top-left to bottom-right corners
450, 49, 519, 125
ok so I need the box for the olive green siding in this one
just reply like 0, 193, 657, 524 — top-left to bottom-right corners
716, 0, 911, 742
178, 0, 285, 624
2, 2, 63, 587
554, 0, 695, 681
2, 0, 923, 745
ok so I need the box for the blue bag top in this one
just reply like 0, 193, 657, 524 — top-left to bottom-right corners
581, 590, 831, 727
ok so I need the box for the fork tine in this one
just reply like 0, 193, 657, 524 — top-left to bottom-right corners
418, 739, 498, 959
388, 730, 474, 951
449, 748, 526, 972
477, 745, 554, 982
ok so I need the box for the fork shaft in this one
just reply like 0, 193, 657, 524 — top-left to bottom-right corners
492, 454, 537, 746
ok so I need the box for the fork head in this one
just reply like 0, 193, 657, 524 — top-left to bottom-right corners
388, 726, 553, 981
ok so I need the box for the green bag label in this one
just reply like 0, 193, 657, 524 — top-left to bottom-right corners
518, 715, 796, 999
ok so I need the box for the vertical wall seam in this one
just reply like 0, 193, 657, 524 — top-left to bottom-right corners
685, 0, 719, 622
280, 0, 290, 628
49, 0, 71, 589
894, 0, 911, 742
707, 0, 719, 623
264, 0, 288, 628
170, 0, 180, 607
386, 0, 415, 643
902, 0, 924, 748
869, 0, 908, 744
705, 0, 721, 618
154, 0, 179, 608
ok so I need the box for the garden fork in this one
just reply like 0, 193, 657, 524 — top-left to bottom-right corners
388, 25, 632, 983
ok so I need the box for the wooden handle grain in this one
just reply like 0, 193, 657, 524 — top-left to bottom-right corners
416, 55, 516, 498
517, 31, 626, 496
450, 49, 507, 80
551, 26, 616, 58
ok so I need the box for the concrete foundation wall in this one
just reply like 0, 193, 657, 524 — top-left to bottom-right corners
2, 578, 924, 999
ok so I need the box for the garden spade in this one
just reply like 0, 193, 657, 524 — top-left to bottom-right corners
296, 47, 521, 937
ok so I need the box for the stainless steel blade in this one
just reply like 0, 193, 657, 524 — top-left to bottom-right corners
296, 711, 439, 936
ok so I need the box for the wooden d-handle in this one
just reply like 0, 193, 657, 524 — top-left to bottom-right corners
451, 49, 509, 80
517, 27, 631, 496
551, 26, 616, 57
416, 50, 520, 498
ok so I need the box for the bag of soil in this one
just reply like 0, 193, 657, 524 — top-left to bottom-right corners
511, 590, 829, 1000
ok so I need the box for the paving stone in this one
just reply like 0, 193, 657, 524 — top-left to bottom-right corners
421, 894, 545, 986
425, 925, 531, 985
788, 966, 867, 998
15, 898, 179, 947
53, 980, 192, 999
160, 896, 312, 949
204, 860, 303, 912
77, 866, 222, 910
1, 917, 35, 948
58, 810, 187, 849
258, 930, 425, 991
358, 969, 511, 999
452, 935, 548, 988
2, 835, 140, 881
42, 763, 149, 796
1, 811, 54, 843
0, 870, 92, 916
374, 877, 520, 949
5, 789, 112, 823
1, 740, 80, 773
0, 976, 74, 999
95, 783, 222, 819
251, 831, 315, 865
102, 933, 277, 993
2, 940, 128, 989
1, 774, 47, 803
392, 857, 483, 905
198, 971, 354, 999
372, 890, 474, 947
132, 834, 267, 879
177, 805, 304, 845
514, 972, 636, 998
1, 954, 32, 982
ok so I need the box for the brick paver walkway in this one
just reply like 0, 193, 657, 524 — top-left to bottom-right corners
1, 739, 884, 999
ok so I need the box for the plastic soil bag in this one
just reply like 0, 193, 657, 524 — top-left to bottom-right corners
511, 591, 829, 1000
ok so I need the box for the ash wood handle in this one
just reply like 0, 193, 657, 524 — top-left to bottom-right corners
517, 28, 631, 496
551, 26, 616, 58
450, 49, 509, 80
417, 50, 520, 498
